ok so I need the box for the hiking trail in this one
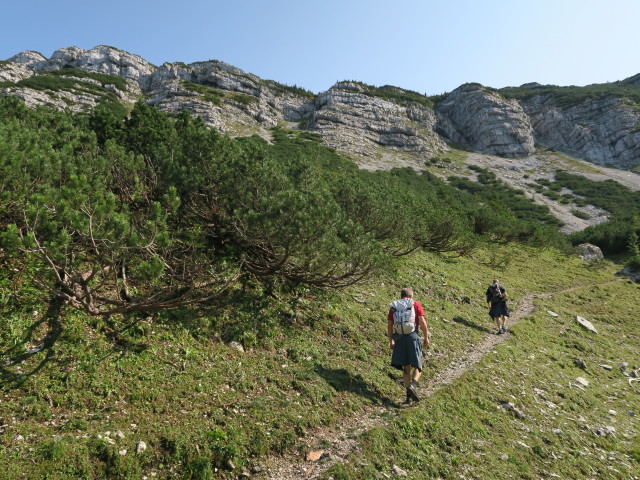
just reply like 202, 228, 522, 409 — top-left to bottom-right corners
261, 280, 621, 479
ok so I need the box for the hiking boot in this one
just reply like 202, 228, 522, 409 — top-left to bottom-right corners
497, 329, 504, 335
404, 391, 412, 405
407, 384, 420, 402
501, 325, 508, 333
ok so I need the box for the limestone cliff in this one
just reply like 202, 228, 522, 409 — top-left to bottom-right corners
521, 94, 640, 169
1, 45, 639, 170
436, 84, 536, 158
309, 82, 448, 160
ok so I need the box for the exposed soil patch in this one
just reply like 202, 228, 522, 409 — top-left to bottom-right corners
464, 151, 640, 233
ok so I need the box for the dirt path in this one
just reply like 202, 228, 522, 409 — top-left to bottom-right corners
261, 293, 539, 479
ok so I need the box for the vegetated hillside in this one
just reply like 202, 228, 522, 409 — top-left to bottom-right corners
1, 245, 638, 479
0, 95, 639, 479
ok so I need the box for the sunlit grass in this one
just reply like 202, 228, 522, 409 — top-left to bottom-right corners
1, 245, 638, 479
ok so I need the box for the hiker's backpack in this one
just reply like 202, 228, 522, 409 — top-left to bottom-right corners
390, 298, 416, 334
489, 284, 503, 304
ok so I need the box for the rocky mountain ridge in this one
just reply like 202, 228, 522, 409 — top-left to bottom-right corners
2, 45, 640, 171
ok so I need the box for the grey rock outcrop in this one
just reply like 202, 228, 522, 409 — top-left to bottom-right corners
145, 60, 315, 136
23, 46, 154, 89
523, 94, 640, 169
0, 62, 32, 83
575, 316, 598, 334
309, 82, 448, 160
6, 50, 47, 68
3, 46, 146, 111
436, 84, 536, 158
616, 266, 640, 283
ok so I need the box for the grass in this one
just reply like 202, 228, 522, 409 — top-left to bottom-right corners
321, 250, 640, 480
1, 244, 638, 479
548, 150, 603, 175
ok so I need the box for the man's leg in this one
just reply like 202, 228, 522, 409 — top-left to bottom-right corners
403, 365, 412, 388
494, 316, 502, 334
406, 366, 421, 402
402, 365, 413, 403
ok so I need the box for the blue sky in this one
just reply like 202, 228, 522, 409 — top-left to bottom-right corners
2, 0, 639, 95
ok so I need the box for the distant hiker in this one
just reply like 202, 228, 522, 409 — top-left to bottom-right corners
388, 287, 430, 403
486, 279, 510, 334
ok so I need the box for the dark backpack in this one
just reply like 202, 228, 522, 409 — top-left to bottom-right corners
489, 284, 503, 304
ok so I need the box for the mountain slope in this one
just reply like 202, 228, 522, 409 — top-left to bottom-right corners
1, 244, 638, 479
2, 45, 640, 170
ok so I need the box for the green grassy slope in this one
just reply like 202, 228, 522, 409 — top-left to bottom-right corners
1, 244, 638, 479
324, 249, 640, 479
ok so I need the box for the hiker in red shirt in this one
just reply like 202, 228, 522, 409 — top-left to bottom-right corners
387, 287, 430, 403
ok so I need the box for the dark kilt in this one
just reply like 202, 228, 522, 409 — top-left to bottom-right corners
391, 331, 423, 371
489, 301, 510, 318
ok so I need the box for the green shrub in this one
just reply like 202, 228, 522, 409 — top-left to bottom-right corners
627, 255, 640, 270
263, 80, 315, 98
187, 457, 214, 480
340, 80, 434, 108
48, 68, 129, 91
182, 81, 224, 105
499, 80, 640, 108
230, 92, 258, 105
571, 209, 591, 220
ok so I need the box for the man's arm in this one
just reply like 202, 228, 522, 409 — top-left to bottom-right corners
418, 315, 429, 348
387, 310, 395, 350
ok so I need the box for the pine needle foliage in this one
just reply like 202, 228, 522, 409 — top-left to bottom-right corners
1, 98, 568, 316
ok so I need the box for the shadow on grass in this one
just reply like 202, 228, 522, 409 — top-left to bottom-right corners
315, 364, 400, 408
0, 296, 64, 388
453, 315, 492, 333
0, 299, 152, 389
102, 315, 150, 354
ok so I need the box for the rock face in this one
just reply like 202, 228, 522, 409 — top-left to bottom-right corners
310, 82, 448, 159
616, 266, 640, 283
2, 45, 640, 169
9, 46, 155, 87
0, 62, 32, 83
436, 84, 536, 158
523, 94, 640, 169
2, 46, 145, 112
144, 60, 315, 137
